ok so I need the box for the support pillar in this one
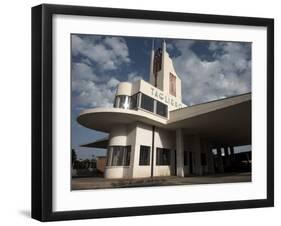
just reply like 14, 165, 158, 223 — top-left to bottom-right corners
176, 128, 184, 177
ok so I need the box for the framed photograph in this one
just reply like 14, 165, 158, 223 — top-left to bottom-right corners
32, 4, 274, 221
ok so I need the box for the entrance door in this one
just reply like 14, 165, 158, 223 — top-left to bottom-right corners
189, 152, 193, 174
174, 149, 177, 176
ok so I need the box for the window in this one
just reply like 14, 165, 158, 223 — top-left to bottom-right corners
140, 93, 154, 112
111, 146, 124, 166
156, 101, 167, 117
114, 94, 139, 109
201, 153, 207, 166
107, 146, 131, 166
124, 146, 131, 166
119, 95, 130, 109
156, 148, 171, 165
113, 96, 120, 108
139, 145, 150, 165
114, 93, 167, 118
169, 73, 176, 97
106, 149, 112, 166
130, 94, 138, 109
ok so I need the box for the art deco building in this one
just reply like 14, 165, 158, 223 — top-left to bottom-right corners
77, 41, 251, 179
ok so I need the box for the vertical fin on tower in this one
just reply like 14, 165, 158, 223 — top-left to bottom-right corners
149, 39, 155, 85
162, 39, 166, 53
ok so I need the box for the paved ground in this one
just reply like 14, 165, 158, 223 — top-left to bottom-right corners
71, 172, 251, 190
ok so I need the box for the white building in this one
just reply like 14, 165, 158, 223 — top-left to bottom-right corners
77, 40, 251, 179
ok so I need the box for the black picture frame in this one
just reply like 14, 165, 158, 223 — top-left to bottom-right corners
32, 3, 274, 222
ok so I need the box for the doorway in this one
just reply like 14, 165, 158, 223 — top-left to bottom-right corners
189, 152, 193, 174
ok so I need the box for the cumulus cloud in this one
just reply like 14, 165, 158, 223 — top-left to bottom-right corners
72, 62, 98, 81
171, 40, 251, 105
72, 35, 130, 71
71, 35, 140, 110
127, 72, 143, 82
71, 61, 119, 109
72, 79, 118, 108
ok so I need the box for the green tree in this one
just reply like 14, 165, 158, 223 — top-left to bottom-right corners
72, 149, 77, 167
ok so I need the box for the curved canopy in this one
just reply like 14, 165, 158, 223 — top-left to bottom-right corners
78, 93, 251, 146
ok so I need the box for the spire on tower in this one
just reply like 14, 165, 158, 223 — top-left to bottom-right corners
152, 39, 155, 51
149, 39, 155, 86
162, 39, 166, 52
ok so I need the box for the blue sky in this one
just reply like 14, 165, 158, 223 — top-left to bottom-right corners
71, 34, 252, 160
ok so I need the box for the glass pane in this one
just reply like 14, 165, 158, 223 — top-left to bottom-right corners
106, 147, 112, 166
156, 101, 167, 117
130, 94, 138, 109
124, 146, 131, 166
163, 149, 170, 165
111, 146, 124, 166
156, 148, 170, 165
156, 148, 161, 165
113, 96, 120, 108
119, 96, 130, 109
139, 145, 150, 165
141, 93, 154, 112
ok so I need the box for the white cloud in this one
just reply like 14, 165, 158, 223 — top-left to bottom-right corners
104, 37, 130, 63
72, 67, 144, 110
72, 79, 118, 108
107, 77, 120, 88
172, 40, 251, 105
72, 35, 130, 71
127, 72, 142, 82
71, 61, 121, 109
71, 35, 135, 109
72, 62, 98, 81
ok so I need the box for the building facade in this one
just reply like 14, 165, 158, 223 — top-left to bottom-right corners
77, 41, 251, 179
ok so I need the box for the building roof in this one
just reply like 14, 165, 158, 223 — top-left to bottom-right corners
78, 93, 251, 148
168, 93, 251, 145
81, 136, 109, 149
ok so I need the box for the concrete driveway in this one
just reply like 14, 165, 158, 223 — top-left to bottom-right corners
71, 172, 251, 190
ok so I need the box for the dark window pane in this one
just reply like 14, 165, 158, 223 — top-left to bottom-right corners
107, 146, 131, 166
113, 96, 120, 108
139, 145, 150, 165
156, 148, 171, 165
106, 148, 112, 166
156, 101, 167, 117
124, 146, 131, 166
130, 94, 138, 109
141, 93, 154, 112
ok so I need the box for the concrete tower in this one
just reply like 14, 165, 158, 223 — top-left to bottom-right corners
149, 40, 155, 86
149, 40, 182, 100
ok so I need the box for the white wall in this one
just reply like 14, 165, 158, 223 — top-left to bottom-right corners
154, 127, 176, 176
132, 123, 153, 178
0, 0, 280, 226
132, 123, 176, 178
